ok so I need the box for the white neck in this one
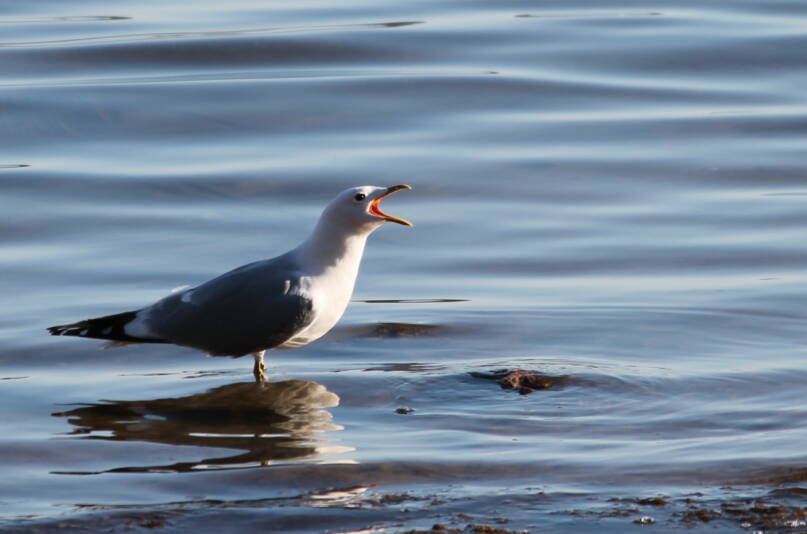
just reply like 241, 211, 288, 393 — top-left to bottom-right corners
292, 215, 377, 277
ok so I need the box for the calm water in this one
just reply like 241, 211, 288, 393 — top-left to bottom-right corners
2, 0, 807, 532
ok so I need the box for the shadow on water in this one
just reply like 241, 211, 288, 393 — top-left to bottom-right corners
51, 380, 346, 474
353, 298, 470, 304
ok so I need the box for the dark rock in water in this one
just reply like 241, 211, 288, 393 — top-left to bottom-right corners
668, 494, 807, 531
402, 524, 522, 534
470, 369, 573, 395
498, 370, 568, 393
336, 321, 454, 341
395, 407, 415, 414
768, 487, 807, 498
369, 322, 444, 338
636, 496, 669, 506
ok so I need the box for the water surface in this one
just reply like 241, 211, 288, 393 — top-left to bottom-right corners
3, 0, 807, 532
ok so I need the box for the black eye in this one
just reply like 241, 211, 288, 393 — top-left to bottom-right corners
354, 193, 366, 201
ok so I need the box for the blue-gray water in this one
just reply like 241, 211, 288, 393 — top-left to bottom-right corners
3, 1, 807, 532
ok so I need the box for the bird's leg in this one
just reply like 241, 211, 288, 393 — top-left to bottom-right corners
252, 350, 267, 383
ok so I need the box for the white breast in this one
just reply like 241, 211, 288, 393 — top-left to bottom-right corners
275, 271, 355, 349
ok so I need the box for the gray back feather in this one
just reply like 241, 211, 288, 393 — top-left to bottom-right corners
146, 254, 314, 356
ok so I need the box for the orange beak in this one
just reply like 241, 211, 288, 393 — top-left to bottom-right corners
369, 184, 413, 226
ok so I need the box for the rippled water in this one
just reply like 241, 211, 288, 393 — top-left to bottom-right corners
3, 1, 807, 532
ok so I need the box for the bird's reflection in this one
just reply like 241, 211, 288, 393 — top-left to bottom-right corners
53, 380, 347, 474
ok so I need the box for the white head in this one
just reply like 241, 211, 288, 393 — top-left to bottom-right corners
319, 184, 413, 234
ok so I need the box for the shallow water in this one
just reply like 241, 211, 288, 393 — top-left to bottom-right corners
3, 0, 807, 532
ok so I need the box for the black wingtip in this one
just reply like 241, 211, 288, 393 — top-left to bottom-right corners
48, 323, 86, 337
47, 311, 166, 344
48, 324, 68, 336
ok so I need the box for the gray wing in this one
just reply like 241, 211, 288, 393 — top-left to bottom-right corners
144, 256, 314, 356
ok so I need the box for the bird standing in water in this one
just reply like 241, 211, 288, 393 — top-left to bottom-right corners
48, 185, 413, 382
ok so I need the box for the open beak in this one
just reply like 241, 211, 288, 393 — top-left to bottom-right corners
369, 184, 413, 226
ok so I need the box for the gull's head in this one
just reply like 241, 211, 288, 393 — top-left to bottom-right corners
322, 185, 413, 232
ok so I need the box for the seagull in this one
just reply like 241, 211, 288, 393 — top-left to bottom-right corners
48, 184, 412, 382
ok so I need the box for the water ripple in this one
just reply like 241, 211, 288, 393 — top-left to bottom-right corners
0, 20, 423, 48
3, 0, 807, 530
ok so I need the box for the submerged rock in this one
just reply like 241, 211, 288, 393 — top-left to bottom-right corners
470, 369, 573, 395
368, 322, 445, 338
